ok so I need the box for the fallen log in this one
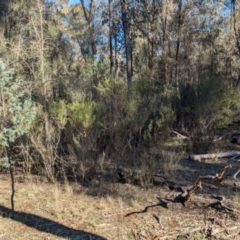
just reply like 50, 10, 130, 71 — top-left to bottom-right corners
189, 151, 240, 161
189, 151, 240, 178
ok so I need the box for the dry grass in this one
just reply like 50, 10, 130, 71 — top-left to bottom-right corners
1, 156, 240, 240
0, 175, 160, 240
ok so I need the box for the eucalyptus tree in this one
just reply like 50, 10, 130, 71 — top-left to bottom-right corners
231, 0, 240, 85
120, 0, 133, 84
0, 0, 77, 180
231, 0, 240, 54
0, 59, 36, 212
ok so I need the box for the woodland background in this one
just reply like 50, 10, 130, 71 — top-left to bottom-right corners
0, 0, 240, 184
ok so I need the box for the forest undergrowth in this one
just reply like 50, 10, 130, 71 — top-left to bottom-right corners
1, 1, 240, 239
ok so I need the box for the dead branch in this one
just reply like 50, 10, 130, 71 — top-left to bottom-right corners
159, 227, 202, 240
211, 225, 240, 238
180, 164, 232, 204
210, 200, 240, 214
202, 183, 218, 190
171, 130, 189, 140
213, 134, 229, 142
168, 183, 189, 193
232, 167, 240, 179
210, 194, 226, 201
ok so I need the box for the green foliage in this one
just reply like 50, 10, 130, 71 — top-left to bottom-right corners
0, 157, 9, 168
211, 89, 240, 128
156, 106, 175, 130
122, 97, 141, 129
0, 59, 35, 165
196, 77, 240, 128
95, 77, 128, 127
93, 76, 175, 151
50, 100, 67, 128
96, 77, 127, 98
179, 77, 240, 153
180, 77, 240, 134
68, 101, 97, 129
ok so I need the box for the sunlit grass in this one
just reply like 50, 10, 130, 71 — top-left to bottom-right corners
0, 176, 150, 240
0, 168, 240, 240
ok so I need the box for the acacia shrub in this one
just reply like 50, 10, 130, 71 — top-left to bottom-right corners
178, 76, 240, 153
93, 77, 175, 173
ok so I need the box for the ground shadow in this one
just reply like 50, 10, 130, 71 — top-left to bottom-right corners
124, 197, 179, 217
124, 202, 163, 217
173, 157, 240, 198
177, 157, 240, 182
0, 205, 107, 240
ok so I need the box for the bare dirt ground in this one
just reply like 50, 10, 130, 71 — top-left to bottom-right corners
0, 151, 240, 240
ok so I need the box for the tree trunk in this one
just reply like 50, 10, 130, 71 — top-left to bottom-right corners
80, 0, 96, 57
121, 0, 133, 84
108, 0, 113, 74
232, 0, 240, 54
232, 0, 240, 86
9, 159, 15, 213
6, 147, 15, 214
162, 13, 168, 83
175, 0, 183, 98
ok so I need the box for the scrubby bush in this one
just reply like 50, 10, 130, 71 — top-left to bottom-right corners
178, 77, 240, 153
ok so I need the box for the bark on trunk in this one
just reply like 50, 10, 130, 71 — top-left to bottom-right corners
121, 0, 133, 84
108, 0, 113, 74
80, 0, 96, 56
232, 0, 240, 54
175, 0, 183, 98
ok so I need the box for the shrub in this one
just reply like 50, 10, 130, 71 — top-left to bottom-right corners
0, 59, 35, 162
